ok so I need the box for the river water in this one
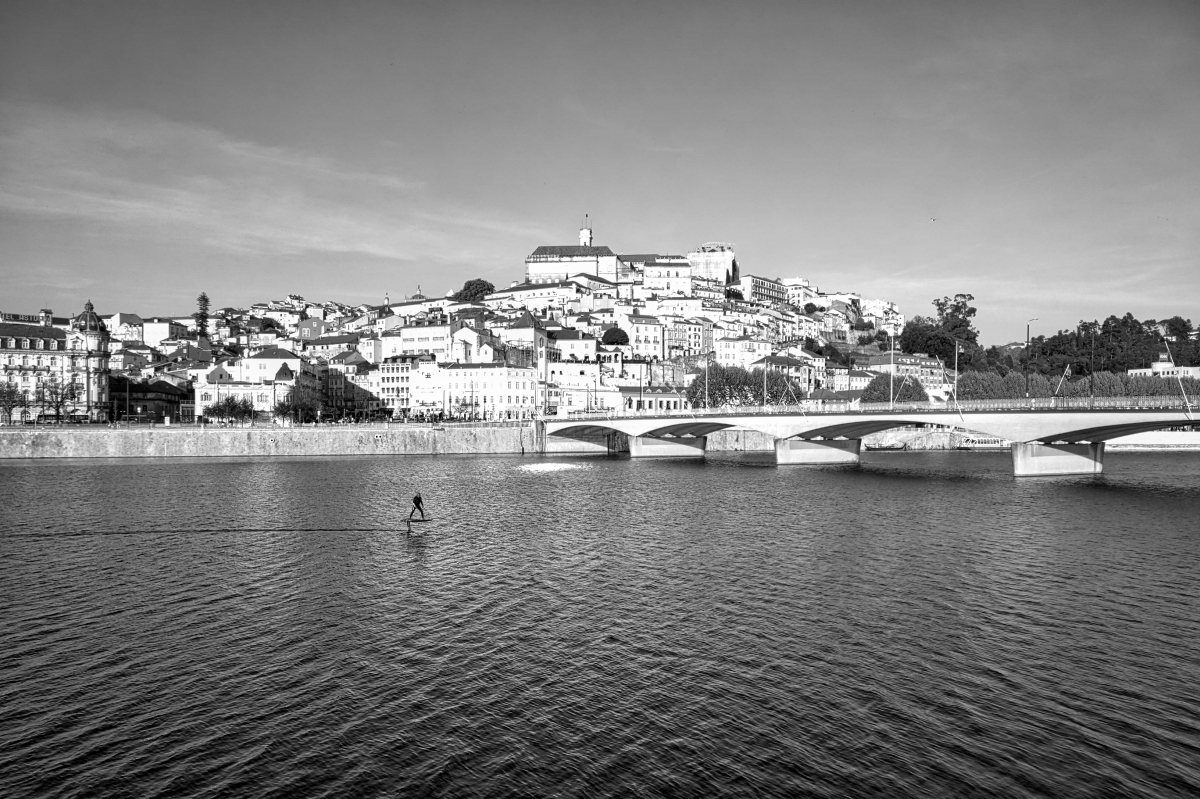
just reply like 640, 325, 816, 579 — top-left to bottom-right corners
2, 452, 1198, 798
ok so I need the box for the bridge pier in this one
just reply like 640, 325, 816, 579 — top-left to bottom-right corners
775, 438, 861, 466
1012, 442, 1104, 477
629, 436, 707, 458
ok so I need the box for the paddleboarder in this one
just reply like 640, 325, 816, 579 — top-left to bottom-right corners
409, 491, 426, 521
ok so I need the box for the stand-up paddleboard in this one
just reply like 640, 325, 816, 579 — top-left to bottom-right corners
407, 517, 434, 523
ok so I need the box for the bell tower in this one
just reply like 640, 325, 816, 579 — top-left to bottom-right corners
579, 214, 592, 247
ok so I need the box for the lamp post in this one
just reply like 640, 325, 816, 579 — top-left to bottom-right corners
1025, 318, 1038, 398
953, 339, 960, 410
889, 331, 895, 410
1089, 326, 1095, 405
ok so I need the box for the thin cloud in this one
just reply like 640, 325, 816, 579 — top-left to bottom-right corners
0, 100, 550, 265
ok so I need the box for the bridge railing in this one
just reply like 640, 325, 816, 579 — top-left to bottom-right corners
548, 395, 1194, 423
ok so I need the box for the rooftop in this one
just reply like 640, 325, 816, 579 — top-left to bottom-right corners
527, 245, 617, 260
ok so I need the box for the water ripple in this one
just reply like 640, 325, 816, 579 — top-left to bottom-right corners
1, 452, 1198, 797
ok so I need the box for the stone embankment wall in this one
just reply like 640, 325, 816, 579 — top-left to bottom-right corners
0, 426, 535, 459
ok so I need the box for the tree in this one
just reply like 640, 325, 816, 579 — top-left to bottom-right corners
932, 293, 980, 345
452, 279, 496, 303
37, 374, 79, 422
203, 395, 254, 424
195, 292, 210, 338
273, 384, 325, 423
860, 374, 928, 404
803, 302, 819, 315
0, 383, 21, 424
683, 363, 806, 408
602, 327, 629, 346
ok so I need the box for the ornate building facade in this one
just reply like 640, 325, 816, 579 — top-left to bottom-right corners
0, 301, 111, 422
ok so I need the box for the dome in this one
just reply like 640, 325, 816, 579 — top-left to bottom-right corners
72, 300, 107, 333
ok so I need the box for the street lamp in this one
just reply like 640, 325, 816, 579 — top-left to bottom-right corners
953, 339, 961, 411
1025, 318, 1038, 399
889, 330, 895, 410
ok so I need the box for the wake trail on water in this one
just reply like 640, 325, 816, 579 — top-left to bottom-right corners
5, 527, 415, 539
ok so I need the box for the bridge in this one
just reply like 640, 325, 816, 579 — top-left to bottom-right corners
543, 396, 1196, 476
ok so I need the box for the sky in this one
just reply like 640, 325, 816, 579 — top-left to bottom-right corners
1, 0, 1198, 343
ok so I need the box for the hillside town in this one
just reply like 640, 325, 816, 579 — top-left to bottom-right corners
0, 223, 920, 424
4, 222, 1194, 425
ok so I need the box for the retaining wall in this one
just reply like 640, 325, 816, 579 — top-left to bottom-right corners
0, 426, 532, 459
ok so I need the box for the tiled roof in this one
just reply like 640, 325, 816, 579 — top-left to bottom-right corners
0, 323, 66, 340
311, 332, 360, 345
508, 310, 544, 330
548, 329, 594, 341
568, 273, 616, 286
527, 245, 616, 258
249, 346, 298, 359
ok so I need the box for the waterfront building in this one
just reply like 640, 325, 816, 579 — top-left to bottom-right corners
0, 302, 111, 422
1128, 352, 1200, 380
194, 369, 295, 420
751, 355, 820, 395
379, 355, 425, 417
863, 351, 948, 391
441, 362, 539, 420
827, 367, 881, 393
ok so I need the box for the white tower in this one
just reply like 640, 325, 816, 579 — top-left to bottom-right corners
579, 214, 592, 247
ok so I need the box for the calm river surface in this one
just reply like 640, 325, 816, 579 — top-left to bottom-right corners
2, 451, 1198, 798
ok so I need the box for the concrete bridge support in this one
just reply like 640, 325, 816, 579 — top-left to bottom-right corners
1012, 442, 1105, 477
629, 436, 707, 458
775, 438, 861, 466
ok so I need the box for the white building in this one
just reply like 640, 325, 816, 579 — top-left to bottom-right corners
642, 257, 693, 297
715, 334, 771, 370
440, 362, 539, 419
1129, 352, 1200, 380
379, 319, 465, 362
780, 277, 819, 308
687, 242, 738, 284
525, 224, 627, 285
733, 274, 786, 306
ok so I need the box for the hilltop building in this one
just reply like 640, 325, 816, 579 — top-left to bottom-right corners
688, 242, 739, 285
